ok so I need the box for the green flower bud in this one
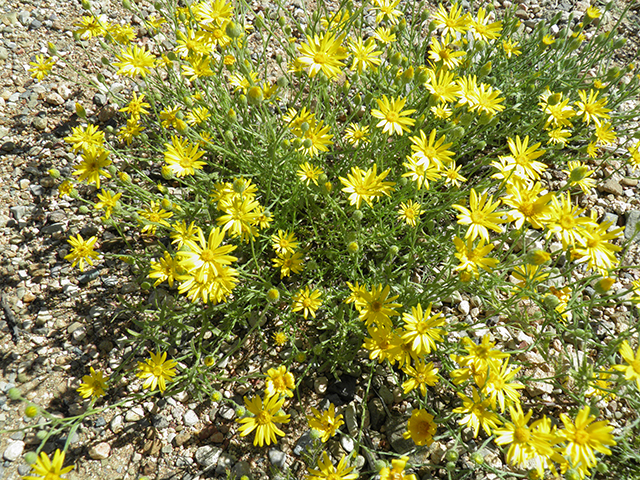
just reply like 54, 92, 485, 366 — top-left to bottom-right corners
7, 387, 21, 400
449, 126, 465, 140
445, 450, 459, 462
235, 406, 246, 417
81, 0, 91, 10
247, 86, 263, 105
122, 0, 131, 9
397, 18, 406, 31
470, 452, 484, 465
254, 14, 264, 29
25, 405, 39, 418
352, 210, 364, 222
302, 138, 313, 149
78, 205, 90, 214
292, 138, 303, 149
48, 168, 61, 179
24, 452, 38, 465
225, 21, 244, 38
543, 293, 561, 310
594, 277, 615, 295
36, 430, 48, 440
237, 94, 247, 106
596, 462, 609, 474
445, 461, 456, 471
140, 281, 152, 290
388, 245, 399, 257
211, 391, 222, 402
565, 469, 580, 480
420, 10, 430, 22
606, 67, 620, 81
295, 352, 307, 363
478, 61, 492, 77
389, 51, 402, 65
276, 76, 287, 88
47, 42, 58, 56
401, 66, 414, 83
267, 288, 280, 302
347, 241, 359, 253
312, 344, 323, 356
278, 16, 286, 27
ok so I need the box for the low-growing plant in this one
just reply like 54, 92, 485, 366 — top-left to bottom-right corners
11, 0, 640, 479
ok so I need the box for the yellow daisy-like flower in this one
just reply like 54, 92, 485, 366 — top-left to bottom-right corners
401, 360, 439, 396
95, 189, 122, 220
113, 45, 156, 78
28, 54, 56, 81
306, 451, 358, 480
73, 146, 112, 189
401, 303, 445, 355
77, 367, 108, 400
558, 406, 616, 471
402, 409, 437, 447
136, 351, 178, 393
291, 286, 322, 319
357, 284, 402, 329
271, 230, 300, 255
23, 449, 74, 480
339, 164, 395, 209
237, 394, 290, 447
344, 123, 370, 147
308, 403, 345, 442
164, 135, 207, 177
613, 341, 640, 390
64, 234, 99, 272
265, 365, 295, 398
272, 250, 304, 278
453, 189, 504, 242
297, 162, 324, 186
397, 200, 423, 227
453, 387, 502, 438
371, 95, 416, 136
149, 251, 181, 288
64, 123, 105, 152
297, 32, 348, 80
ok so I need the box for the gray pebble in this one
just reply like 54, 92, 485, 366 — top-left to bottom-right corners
93, 93, 108, 106
268, 448, 287, 468
215, 452, 236, 475
17, 11, 31, 26
152, 414, 169, 429
45, 92, 64, 106
624, 210, 640, 243
232, 460, 252, 479
183, 409, 199, 427
3, 440, 24, 461
293, 430, 315, 456
194, 445, 221, 468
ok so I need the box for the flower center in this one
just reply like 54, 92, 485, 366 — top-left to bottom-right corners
314, 52, 329, 65
370, 300, 382, 312
514, 426, 530, 443
385, 111, 399, 123
574, 429, 590, 445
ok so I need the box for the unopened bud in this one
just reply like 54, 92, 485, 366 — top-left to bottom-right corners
226, 21, 244, 38
247, 86, 263, 105
526, 250, 551, 265
594, 277, 615, 294
267, 288, 280, 302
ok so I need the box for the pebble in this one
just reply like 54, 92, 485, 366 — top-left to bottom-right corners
314, 376, 328, 395
215, 452, 236, 475
268, 448, 287, 468
194, 445, 221, 468
3, 440, 24, 461
458, 300, 470, 315
340, 435, 355, 453
232, 460, 251, 479
45, 92, 64, 106
88, 442, 111, 460
125, 406, 144, 422
624, 210, 640, 243
217, 405, 235, 420
183, 409, 199, 427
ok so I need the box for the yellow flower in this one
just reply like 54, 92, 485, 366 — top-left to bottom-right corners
119, 95, 150, 121
452, 236, 498, 279
481, 358, 524, 412
575, 89, 611, 126
453, 189, 504, 242
344, 123, 370, 147
291, 286, 323, 319
164, 136, 206, 177
348, 37, 382, 73
64, 123, 105, 151
357, 284, 402, 329
613, 341, 640, 390
425, 68, 461, 104
28, 54, 56, 81
272, 251, 304, 278
149, 251, 181, 288
216, 196, 261, 242
558, 406, 616, 471
402, 409, 437, 447
136, 351, 178, 393
502, 180, 553, 230
138, 201, 174, 235
58, 180, 74, 198
308, 403, 344, 442
113, 45, 156, 78
340, 164, 395, 208
23, 449, 74, 480
378, 458, 416, 480
265, 366, 295, 398
297, 32, 348, 79
453, 387, 501, 438
432, 2, 470, 37
77, 367, 108, 399
299, 120, 334, 157
237, 394, 290, 447
572, 214, 623, 274
271, 230, 300, 255
500, 135, 547, 181
94, 189, 122, 220
306, 451, 358, 480
297, 162, 324, 186
467, 82, 505, 116
429, 35, 466, 69
273, 331, 287, 346
470, 7, 502, 41
502, 39, 521, 58
542, 193, 594, 248
73, 15, 106, 38
371, 95, 416, 136
118, 118, 144, 145
400, 303, 445, 355
371, 0, 403, 24
493, 404, 557, 471
408, 128, 454, 169
178, 226, 237, 280
595, 121, 616, 145
64, 234, 99, 272
397, 200, 423, 227
401, 360, 439, 396
73, 146, 112, 189
402, 156, 441, 190
585, 5, 601, 19
373, 26, 396, 44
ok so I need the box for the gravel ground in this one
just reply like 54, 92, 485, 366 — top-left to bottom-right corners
0, 0, 639, 479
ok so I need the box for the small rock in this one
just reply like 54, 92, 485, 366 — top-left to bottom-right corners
3, 441, 24, 461
340, 435, 355, 453
194, 445, 221, 469
368, 398, 386, 430
217, 405, 235, 420
314, 376, 328, 395
110, 415, 123, 433
152, 414, 169, 429
232, 460, 251, 479
184, 410, 199, 427
599, 177, 623, 196
293, 430, 315, 456
173, 431, 191, 447
377, 384, 394, 406
344, 403, 358, 436
45, 92, 64, 106
430, 441, 447, 464
458, 300, 470, 315
268, 449, 287, 468
32, 117, 47, 131
624, 210, 640, 243
88, 442, 110, 460
125, 406, 144, 422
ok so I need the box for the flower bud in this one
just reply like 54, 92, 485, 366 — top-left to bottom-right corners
25, 405, 39, 418
389, 51, 402, 65
543, 293, 561, 309
36, 430, 48, 440
295, 352, 307, 363
48, 168, 61, 179
478, 61, 492, 77
267, 288, 280, 302
613, 37, 626, 49
247, 86, 263, 105
78, 205, 90, 214
401, 65, 414, 83
24, 452, 38, 465
81, 0, 91, 9
235, 406, 246, 417
211, 390, 222, 402
312, 344, 323, 356
237, 94, 247, 106
254, 14, 264, 29
526, 250, 551, 265
302, 138, 313, 149
161, 166, 173, 180
47, 42, 58, 56
347, 241, 359, 253
352, 210, 364, 222
118, 171, 131, 183
7, 387, 21, 400
225, 21, 244, 38
161, 198, 172, 210
445, 450, 459, 462
470, 452, 484, 465
388, 245, 399, 257
140, 281, 152, 290
547, 92, 562, 105
322, 181, 332, 194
